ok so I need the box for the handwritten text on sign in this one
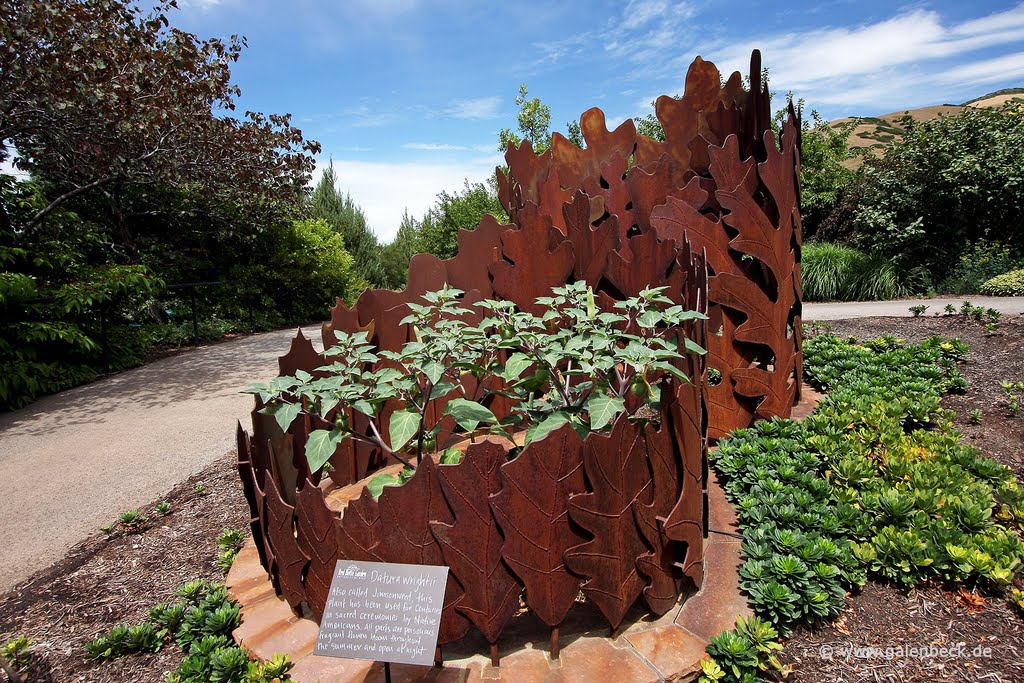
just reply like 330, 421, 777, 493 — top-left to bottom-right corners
314, 560, 449, 666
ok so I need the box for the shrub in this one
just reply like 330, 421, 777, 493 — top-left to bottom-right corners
801, 241, 926, 301
941, 239, 1024, 294
980, 268, 1024, 296
821, 105, 1024, 281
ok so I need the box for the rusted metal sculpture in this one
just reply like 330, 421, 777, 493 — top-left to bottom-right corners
236, 50, 801, 665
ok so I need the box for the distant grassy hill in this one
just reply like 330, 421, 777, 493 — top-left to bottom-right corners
831, 87, 1024, 167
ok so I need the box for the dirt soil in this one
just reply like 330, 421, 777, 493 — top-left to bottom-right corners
0, 316, 1021, 683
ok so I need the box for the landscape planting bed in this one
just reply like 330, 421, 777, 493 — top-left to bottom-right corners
0, 315, 1021, 682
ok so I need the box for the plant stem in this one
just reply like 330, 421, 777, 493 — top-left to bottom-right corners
363, 419, 415, 469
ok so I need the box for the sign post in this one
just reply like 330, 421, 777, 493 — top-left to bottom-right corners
315, 560, 450, 671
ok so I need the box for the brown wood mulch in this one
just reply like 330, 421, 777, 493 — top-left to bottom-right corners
0, 314, 1022, 683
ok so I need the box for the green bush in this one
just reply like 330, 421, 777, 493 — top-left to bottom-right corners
821, 105, 1024, 281
801, 241, 926, 301
942, 240, 1024, 294
980, 268, 1024, 296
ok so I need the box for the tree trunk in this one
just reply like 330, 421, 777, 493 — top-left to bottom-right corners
106, 185, 139, 262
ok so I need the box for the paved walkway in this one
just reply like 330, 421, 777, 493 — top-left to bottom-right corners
0, 326, 320, 593
804, 296, 1024, 320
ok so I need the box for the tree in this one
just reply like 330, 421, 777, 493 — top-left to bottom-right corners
821, 105, 1024, 280
380, 210, 420, 289
310, 162, 385, 288
498, 84, 552, 153
777, 102, 858, 239
0, 0, 319, 249
417, 181, 506, 260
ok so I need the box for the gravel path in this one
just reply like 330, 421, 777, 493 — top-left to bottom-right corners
0, 326, 320, 593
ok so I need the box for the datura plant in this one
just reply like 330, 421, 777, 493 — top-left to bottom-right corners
245, 283, 706, 484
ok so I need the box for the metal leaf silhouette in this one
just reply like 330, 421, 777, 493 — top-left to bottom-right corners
237, 423, 268, 568
633, 399, 685, 615
564, 413, 654, 630
490, 202, 575, 315
431, 442, 522, 643
336, 485, 381, 561
661, 383, 706, 588
563, 190, 619, 288
376, 457, 471, 644
263, 472, 309, 611
490, 423, 587, 626
295, 478, 342, 620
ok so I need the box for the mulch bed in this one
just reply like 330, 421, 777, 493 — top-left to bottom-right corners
0, 314, 1021, 683
0, 458, 250, 683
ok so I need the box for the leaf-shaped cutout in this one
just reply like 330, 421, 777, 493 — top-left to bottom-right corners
324, 297, 374, 351
563, 190, 619, 287
564, 413, 654, 630
552, 108, 637, 188
490, 202, 575, 315
262, 472, 309, 611
661, 382, 706, 589
336, 485, 382, 562
490, 423, 587, 626
431, 442, 522, 643
633, 392, 685, 615
278, 328, 325, 379
441, 214, 508, 297
581, 153, 634, 247
296, 478, 342, 621
604, 231, 679, 299
237, 423, 269, 569
376, 457, 471, 644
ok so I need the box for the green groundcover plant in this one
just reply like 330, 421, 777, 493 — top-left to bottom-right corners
86, 580, 291, 683
700, 332, 1024, 682
980, 268, 1024, 296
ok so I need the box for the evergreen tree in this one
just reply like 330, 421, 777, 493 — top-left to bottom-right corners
380, 209, 420, 289
310, 161, 386, 288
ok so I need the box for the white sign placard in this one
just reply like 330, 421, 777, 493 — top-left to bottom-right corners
314, 560, 449, 666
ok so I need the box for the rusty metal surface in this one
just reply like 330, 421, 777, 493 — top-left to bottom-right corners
490, 424, 587, 628
295, 478, 342, 621
239, 49, 802, 659
431, 441, 522, 645
563, 411, 655, 631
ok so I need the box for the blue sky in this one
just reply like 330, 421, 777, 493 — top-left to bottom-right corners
172, 0, 1024, 242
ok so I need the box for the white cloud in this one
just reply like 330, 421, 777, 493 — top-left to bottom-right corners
403, 143, 468, 151
938, 52, 1024, 86
703, 4, 1024, 112
445, 96, 503, 120
622, 0, 670, 31
314, 154, 503, 242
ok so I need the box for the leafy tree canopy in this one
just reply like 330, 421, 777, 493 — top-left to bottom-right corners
417, 181, 505, 260
310, 162, 385, 288
821, 104, 1024, 280
0, 0, 320, 236
498, 84, 552, 153
380, 210, 419, 289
